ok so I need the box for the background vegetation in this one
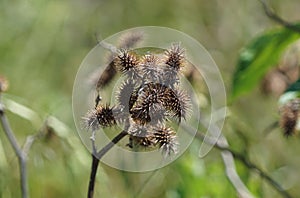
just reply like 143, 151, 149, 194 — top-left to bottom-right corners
1, 0, 300, 197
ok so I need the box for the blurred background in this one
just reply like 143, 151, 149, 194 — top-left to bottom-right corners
1, 0, 300, 197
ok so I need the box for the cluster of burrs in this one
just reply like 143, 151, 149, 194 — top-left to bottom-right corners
84, 43, 191, 157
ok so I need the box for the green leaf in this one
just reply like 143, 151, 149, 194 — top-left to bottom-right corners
231, 25, 300, 101
278, 78, 300, 105
285, 78, 300, 93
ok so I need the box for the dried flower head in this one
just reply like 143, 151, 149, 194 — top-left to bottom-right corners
152, 126, 178, 157
161, 66, 180, 87
83, 104, 122, 131
116, 80, 139, 112
129, 83, 190, 124
279, 98, 300, 137
140, 54, 163, 83
85, 43, 191, 157
164, 43, 185, 71
127, 123, 154, 148
115, 49, 140, 79
126, 123, 178, 156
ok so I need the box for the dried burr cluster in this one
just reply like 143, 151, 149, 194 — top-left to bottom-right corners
84, 43, 191, 157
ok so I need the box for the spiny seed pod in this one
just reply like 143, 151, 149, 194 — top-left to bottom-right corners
83, 104, 118, 131
130, 83, 190, 123
158, 86, 190, 121
130, 83, 164, 124
174, 89, 191, 120
161, 66, 179, 87
127, 135, 154, 149
159, 88, 181, 118
128, 123, 149, 137
127, 123, 155, 148
152, 126, 178, 157
130, 104, 151, 125
116, 80, 138, 112
148, 103, 168, 125
164, 43, 185, 71
115, 49, 140, 78
140, 54, 163, 83
279, 99, 300, 137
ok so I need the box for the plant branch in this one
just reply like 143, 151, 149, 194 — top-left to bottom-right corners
258, 0, 300, 34
193, 130, 292, 198
218, 135, 254, 198
87, 130, 128, 198
0, 95, 28, 198
222, 147, 291, 198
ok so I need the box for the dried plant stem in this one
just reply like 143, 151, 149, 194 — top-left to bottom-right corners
0, 96, 28, 198
193, 130, 292, 198
259, 0, 300, 34
220, 146, 292, 198
87, 130, 128, 198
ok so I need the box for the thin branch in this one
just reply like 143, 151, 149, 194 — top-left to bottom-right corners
193, 130, 292, 198
87, 130, 128, 198
218, 135, 254, 198
22, 135, 38, 156
0, 95, 28, 198
224, 148, 292, 198
258, 0, 300, 34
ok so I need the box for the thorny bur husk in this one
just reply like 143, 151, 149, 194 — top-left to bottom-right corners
84, 43, 191, 157
279, 98, 300, 137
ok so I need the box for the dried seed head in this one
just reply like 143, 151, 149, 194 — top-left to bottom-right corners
116, 80, 139, 112
127, 124, 155, 148
127, 135, 154, 149
164, 43, 185, 71
159, 88, 181, 119
141, 54, 157, 67
158, 86, 190, 121
126, 124, 178, 156
140, 54, 163, 83
130, 83, 190, 123
83, 109, 100, 131
174, 89, 191, 120
130, 83, 164, 124
128, 122, 149, 137
83, 104, 117, 131
84, 43, 192, 158
161, 66, 180, 87
152, 126, 178, 157
148, 103, 168, 125
279, 99, 300, 137
115, 49, 140, 79
130, 104, 151, 125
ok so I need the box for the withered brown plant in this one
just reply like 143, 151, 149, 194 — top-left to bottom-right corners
84, 43, 190, 156
85, 41, 191, 198
279, 98, 300, 137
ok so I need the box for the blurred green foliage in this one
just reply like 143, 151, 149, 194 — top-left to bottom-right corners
1, 0, 300, 197
232, 25, 300, 101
